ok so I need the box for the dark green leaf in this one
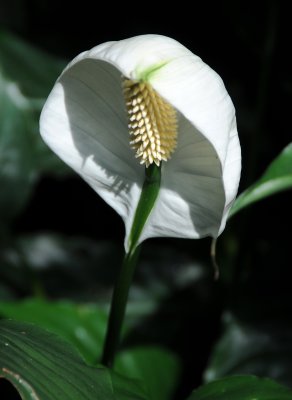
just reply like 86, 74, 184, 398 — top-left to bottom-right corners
0, 31, 64, 99
0, 70, 35, 222
204, 313, 292, 387
230, 143, 292, 217
0, 299, 181, 399
187, 376, 292, 399
0, 32, 69, 223
0, 319, 147, 400
0, 299, 107, 365
116, 347, 181, 400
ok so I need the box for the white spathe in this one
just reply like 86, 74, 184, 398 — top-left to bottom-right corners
40, 34, 241, 251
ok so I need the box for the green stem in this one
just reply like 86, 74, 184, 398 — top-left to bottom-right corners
101, 164, 161, 368
128, 163, 161, 251
101, 245, 141, 367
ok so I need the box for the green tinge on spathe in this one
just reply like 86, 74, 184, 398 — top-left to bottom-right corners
128, 164, 161, 253
136, 61, 169, 82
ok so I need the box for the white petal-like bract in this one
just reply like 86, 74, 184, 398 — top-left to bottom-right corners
40, 35, 241, 250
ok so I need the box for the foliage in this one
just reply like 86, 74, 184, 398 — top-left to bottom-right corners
187, 376, 292, 400
229, 143, 292, 217
0, 319, 147, 400
0, 31, 69, 225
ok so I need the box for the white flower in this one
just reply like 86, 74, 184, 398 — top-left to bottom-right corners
40, 34, 241, 251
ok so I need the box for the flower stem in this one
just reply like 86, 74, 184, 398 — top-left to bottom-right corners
101, 164, 161, 368
101, 245, 141, 367
128, 163, 161, 251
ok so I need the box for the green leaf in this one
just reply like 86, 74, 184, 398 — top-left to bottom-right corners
0, 299, 107, 365
0, 319, 148, 400
0, 70, 36, 222
0, 299, 181, 399
0, 31, 64, 99
0, 31, 69, 223
229, 143, 292, 217
116, 347, 181, 400
204, 313, 292, 387
187, 376, 292, 399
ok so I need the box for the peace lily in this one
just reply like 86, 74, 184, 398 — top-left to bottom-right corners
40, 34, 241, 367
40, 34, 241, 252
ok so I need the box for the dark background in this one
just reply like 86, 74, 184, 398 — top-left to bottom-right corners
0, 0, 291, 399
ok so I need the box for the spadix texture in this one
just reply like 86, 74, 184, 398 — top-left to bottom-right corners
40, 35, 241, 250
123, 78, 178, 167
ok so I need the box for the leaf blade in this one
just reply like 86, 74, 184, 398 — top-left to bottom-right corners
0, 319, 148, 400
0, 299, 107, 365
229, 143, 292, 217
187, 375, 292, 399
0, 31, 70, 223
0, 299, 180, 400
